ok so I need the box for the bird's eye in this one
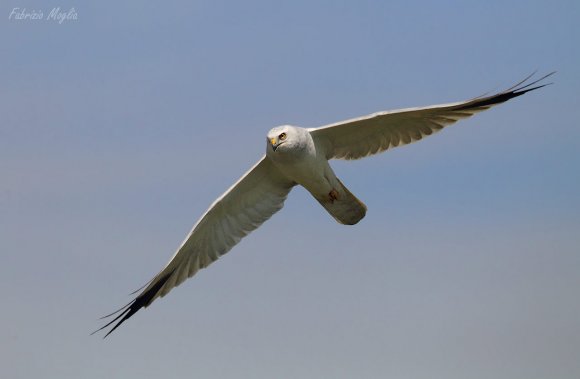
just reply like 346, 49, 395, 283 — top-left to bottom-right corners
279, 133, 287, 140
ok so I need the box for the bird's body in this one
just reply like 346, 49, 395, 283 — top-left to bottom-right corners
95, 73, 554, 337
266, 125, 365, 224
266, 125, 322, 191
266, 125, 367, 225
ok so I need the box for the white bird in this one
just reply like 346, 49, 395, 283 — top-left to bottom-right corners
95, 72, 553, 337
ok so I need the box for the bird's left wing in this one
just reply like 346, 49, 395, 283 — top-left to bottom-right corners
309, 72, 554, 160
94, 156, 295, 337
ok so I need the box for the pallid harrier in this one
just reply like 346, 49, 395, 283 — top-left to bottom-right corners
95, 72, 553, 337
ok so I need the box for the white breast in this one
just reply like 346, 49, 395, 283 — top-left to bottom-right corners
266, 127, 337, 195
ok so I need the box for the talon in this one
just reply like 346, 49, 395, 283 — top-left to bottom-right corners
329, 189, 339, 203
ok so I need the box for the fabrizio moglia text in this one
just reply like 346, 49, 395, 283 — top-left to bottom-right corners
8, 7, 78, 24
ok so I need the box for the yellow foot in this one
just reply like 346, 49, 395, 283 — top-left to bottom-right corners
328, 189, 339, 203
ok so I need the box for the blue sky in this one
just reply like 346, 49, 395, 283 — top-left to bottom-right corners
1, 1, 579, 378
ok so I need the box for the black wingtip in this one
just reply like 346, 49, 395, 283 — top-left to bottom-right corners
92, 270, 175, 338
508, 71, 555, 95
456, 71, 555, 111
91, 304, 135, 338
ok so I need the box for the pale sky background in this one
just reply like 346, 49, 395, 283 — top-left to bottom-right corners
1, 1, 579, 378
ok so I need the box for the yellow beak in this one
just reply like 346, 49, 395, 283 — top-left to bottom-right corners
270, 138, 277, 146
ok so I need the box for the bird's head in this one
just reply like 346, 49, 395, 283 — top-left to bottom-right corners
266, 125, 294, 153
266, 125, 312, 162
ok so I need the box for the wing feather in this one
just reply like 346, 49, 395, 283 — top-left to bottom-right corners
94, 156, 295, 337
310, 72, 554, 160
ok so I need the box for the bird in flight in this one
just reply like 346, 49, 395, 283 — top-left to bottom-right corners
94, 72, 553, 337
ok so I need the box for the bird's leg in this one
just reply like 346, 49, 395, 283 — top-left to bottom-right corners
328, 188, 340, 203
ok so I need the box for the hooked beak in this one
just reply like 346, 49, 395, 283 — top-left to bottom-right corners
270, 137, 279, 151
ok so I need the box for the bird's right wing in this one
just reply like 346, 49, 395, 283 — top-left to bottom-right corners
309, 72, 554, 160
95, 156, 295, 337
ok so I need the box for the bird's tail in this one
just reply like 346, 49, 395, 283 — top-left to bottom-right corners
314, 178, 367, 225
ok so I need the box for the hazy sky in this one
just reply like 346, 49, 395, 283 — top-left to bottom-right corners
1, 1, 579, 378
